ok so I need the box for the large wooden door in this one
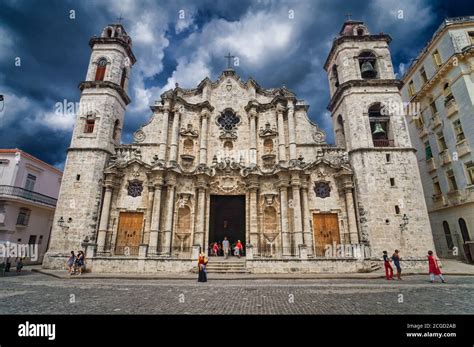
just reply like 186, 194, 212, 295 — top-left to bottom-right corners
115, 212, 143, 255
312, 213, 340, 256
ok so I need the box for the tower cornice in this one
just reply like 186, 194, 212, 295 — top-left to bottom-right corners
89, 37, 137, 65
78, 81, 131, 105
327, 79, 402, 112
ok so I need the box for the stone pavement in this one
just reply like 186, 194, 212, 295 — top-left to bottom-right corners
28, 258, 474, 280
0, 271, 473, 314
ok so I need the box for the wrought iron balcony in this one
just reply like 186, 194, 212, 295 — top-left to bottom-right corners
0, 185, 57, 207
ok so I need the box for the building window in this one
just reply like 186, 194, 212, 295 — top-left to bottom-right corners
16, 208, 31, 226
429, 100, 438, 116
446, 169, 458, 191
113, 119, 120, 140
386, 153, 391, 163
127, 180, 143, 197
368, 103, 391, 147
443, 82, 455, 106
358, 51, 377, 79
38, 235, 43, 245
395, 205, 400, 214
332, 64, 339, 88
28, 235, 37, 245
465, 161, 474, 185
442, 221, 454, 250
420, 67, 428, 84
468, 31, 474, 45
437, 132, 447, 152
432, 49, 442, 69
314, 182, 330, 198
95, 58, 107, 81
24, 174, 36, 191
390, 178, 395, 187
433, 177, 442, 195
217, 109, 240, 132
120, 67, 127, 89
453, 119, 465, 143
425, 141, 433, 160
76, 174, 81, 181
84, 118, 95, 133
408, 80, 415, 97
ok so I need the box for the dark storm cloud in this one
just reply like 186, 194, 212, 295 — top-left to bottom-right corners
0, 0, 470, 168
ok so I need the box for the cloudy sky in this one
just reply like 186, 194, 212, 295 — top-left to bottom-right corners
0, 0, 472, 169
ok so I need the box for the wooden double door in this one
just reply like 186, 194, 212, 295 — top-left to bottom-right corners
115, 212, 143, 255
312, 213, 340, 256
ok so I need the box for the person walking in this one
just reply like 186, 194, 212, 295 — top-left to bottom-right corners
212, 242, 219, 257
392, 249, 402, 280
235, 240, 243, 258
428, 250, 446, 283
16, 257, 24, 273
75, 251, 85, 275
222, 237, 230, 259
66, 251, 75, 274
383, 251, 393, 280
197, 252, 208, 282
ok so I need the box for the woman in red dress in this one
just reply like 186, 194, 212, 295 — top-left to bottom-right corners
198, 252, 208, 282
428, 250, 446, 283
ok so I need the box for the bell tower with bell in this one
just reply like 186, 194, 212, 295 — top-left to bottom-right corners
324, 19, 434, 258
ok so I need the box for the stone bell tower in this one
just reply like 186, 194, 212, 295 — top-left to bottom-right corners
324, 19, 434, 258
44, 23, 136, 266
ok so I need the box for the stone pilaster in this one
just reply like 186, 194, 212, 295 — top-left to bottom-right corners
143, 182, 154, 246
301, 183, 313, 255
343, 179, 359, 244
169, 106, 182, 164
287, 102, 297, 161
149, 177, 164, 255
158, 104, 170, 162
291, 175, 304, 255
276, 103, 287, 163
277, 179, 291, 256
248, 107, 258, 165
199, 109, 210, 165
97, 183, 114, 254
193, 176, 207, 250
162, 174, 176, 255
247, 176, 259, 247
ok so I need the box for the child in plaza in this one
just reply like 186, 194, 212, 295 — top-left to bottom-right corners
428, 250, 446, 283
383, 251, 393, 280
392, 249, 402, 280
16, 257, 24, 273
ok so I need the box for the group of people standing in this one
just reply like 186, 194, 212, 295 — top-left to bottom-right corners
66, 251, 85, 275
210, 237, 243, 258
383, 249, 446, 283
1, 257, 24, 274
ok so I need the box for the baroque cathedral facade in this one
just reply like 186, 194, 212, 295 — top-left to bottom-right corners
44, 19, 435, 273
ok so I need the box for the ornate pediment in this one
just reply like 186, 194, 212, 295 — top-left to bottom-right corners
209, 175, 247, 195
259, 122, 278, 137
179, 123, 199, 137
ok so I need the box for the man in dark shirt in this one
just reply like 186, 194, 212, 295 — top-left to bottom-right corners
392, 249, 402, 280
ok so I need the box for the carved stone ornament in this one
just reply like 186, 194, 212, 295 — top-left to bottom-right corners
133, 130, 146, 143
127, 180, 143, 197
312, 129, 327, 144
259, 122, 278, 137
179, 124, 199, 137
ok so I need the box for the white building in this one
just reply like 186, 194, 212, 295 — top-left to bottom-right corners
401, 17, 474, 263
0, 149, 62, 264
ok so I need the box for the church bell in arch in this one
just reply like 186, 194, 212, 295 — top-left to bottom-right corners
361, 60, 377, 79
372, 122, 386, 135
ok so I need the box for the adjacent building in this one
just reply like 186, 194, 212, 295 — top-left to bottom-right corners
401, 17, 474, 263
0, 149, 62, 264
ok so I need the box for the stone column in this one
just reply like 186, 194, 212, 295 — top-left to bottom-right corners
277, 180, 291, 256
149, 177, 163, 255
193, 177, 207, 250
169, 106, 182, 164
287, 102, 297, 161
248, 108, 258, 165
162, 175, 176, 255
97, 184, 113, 254
344, 181, 359, 244
276, 104, 287, 163
291, 175, 304, 255
199, 110, 209, 165
158, 105, 170, 162
247, 178, 259, 248
301, 184, 313, 256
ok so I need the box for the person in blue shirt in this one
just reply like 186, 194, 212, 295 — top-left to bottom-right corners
392, 249, 402, 280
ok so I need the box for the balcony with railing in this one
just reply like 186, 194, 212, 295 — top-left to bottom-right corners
456, 140, 471, 158
440, 150, 452, 166
430, 112, 442, 129
426, 157, 437, 172
0, 185, 57, 207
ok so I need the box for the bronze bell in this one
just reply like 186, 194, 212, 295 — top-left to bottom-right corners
361, 60, 377, 79
372, 122, 386, 135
